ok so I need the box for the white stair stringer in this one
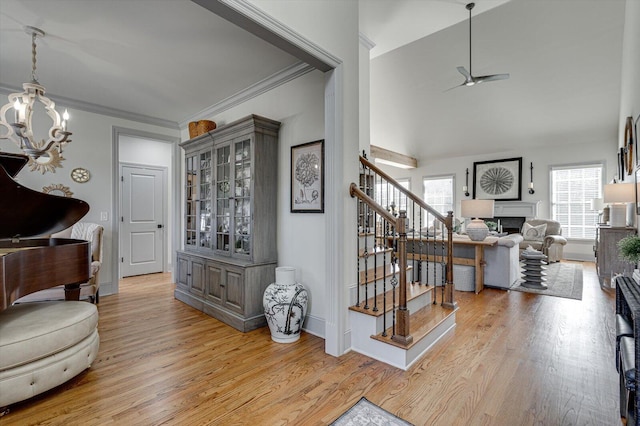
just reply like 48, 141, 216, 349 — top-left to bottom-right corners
349, 306, 457, 370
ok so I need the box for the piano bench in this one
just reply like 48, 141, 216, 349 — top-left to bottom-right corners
0, 301, 99, 410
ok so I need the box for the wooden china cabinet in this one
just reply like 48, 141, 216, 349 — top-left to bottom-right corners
175, 115, 280, 332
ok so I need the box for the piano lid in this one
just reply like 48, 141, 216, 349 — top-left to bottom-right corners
0, 153, 89, 239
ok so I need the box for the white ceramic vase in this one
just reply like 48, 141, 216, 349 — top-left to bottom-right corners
263, 266, 308, 343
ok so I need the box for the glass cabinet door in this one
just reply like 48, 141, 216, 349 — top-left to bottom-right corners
185, 154, 197, 248
199, 150, 212, 248
215, 144, 231, 254
234, 138, 251, 256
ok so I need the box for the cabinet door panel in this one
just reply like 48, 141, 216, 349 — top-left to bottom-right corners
176, 255, 189, 289
190, 258, 206, 295
224, 267, 245, 313
205, 263, 223, 303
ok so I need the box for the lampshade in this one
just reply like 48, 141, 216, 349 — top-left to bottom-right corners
603, 183, 635, 204
461, 199, 494, 219
590, 198, 604, 211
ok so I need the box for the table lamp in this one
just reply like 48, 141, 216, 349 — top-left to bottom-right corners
461, 199, 495, 241
603, 183, 634, 227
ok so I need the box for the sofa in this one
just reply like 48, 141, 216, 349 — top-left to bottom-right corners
0, 301, 100, 411
484, 233, 524, 289
519, 219, 567, 263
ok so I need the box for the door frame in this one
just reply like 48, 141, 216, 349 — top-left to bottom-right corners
119, 162, 168, 277
112, 127, 181, 293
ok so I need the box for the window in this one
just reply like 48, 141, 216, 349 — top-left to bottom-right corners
376, 178, 409, 215
551, 164, 602, 239
423, 175, 454, 216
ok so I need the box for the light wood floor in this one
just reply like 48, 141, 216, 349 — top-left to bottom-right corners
2, 261, 620, 425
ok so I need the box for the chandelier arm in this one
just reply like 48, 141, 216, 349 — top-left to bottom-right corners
32, 31, 38, 83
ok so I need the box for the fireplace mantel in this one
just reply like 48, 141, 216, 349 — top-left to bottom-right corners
494, 201, 540, 219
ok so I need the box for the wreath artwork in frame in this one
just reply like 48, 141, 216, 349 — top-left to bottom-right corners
291, 140, 324, 213
473, 157, 522, 201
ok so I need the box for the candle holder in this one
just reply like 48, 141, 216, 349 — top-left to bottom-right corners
463, 168, 470, 197
528, 162, 535, 194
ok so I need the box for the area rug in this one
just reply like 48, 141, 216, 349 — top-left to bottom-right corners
510, 262, 583, 300
330, 397, 414, 426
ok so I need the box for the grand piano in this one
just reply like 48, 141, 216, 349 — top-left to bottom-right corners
0, 152, 91, 310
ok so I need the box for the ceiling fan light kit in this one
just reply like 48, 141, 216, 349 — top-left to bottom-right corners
450, 2, 510, 90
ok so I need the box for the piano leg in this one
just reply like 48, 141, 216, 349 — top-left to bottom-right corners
64, 284, 81, 301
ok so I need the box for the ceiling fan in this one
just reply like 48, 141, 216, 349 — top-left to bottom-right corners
450, 2, 509, 89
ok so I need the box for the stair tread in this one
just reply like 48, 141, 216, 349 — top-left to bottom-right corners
358, 263, 413, 284
349, 282, 433, 317
371, 303, 457, 350
358, 246, 393, 258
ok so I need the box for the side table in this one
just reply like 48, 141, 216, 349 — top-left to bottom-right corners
521, 248, 548, 289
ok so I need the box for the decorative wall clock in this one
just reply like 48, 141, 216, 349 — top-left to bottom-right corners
71, 167, 90, 183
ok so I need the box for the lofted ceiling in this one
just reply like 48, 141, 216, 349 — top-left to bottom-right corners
367, 0, 626, 162
0, 0, 627, 162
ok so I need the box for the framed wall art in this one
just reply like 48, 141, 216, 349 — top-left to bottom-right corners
636, 166, 640, 215
291, 140, 324, 213
473, 157, 522, 201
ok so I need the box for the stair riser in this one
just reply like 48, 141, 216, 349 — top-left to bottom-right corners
349, 310, 457, 370
349, 290, 432, 332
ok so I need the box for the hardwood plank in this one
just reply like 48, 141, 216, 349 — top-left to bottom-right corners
1, 262, 620, 425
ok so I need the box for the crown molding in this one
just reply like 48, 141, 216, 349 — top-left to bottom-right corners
359, 32, 376, 50
193, 0, 341, 71
179, 61, 315, 127
0, 84, 180, 130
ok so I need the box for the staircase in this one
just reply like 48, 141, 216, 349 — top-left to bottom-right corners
348, 155, 457, 370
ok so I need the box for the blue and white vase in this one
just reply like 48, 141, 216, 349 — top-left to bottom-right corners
263, 266, 308, 343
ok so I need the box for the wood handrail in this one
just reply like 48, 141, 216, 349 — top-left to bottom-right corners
359, 156, 449, 226
349, 183, 398, 225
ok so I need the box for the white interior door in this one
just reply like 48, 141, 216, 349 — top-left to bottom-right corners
121, 164, 165, 277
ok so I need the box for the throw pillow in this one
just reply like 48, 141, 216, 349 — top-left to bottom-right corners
522, 222, 547, 242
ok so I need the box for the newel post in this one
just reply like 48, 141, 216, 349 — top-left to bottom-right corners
442, 211, 458, 309
393, 211, 413, 345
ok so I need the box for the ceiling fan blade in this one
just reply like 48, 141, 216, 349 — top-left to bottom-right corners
444, 82, 466, 92
475, 73, 510, 83
457, 66, 471, 79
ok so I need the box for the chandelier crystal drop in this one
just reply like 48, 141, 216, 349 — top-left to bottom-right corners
0, 26, 72, 172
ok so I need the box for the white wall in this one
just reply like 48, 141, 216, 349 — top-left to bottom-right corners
380, 138, 617, 261
11, 108, 179, 296
180, 70, 327, 337
244, 0, 361, 353
119, 134, 174, 273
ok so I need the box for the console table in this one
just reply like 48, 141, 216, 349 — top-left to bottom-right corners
596, 225, 635, 287
393, 235, 498, 293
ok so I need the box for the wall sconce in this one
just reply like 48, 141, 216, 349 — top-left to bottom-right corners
463, 168, 470, 197
528, 162, 535, 194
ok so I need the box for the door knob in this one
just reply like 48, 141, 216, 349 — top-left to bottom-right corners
157, 224, 163, 229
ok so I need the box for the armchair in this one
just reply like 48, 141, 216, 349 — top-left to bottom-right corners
15, 222, 104, 304
519, 219, 567, 263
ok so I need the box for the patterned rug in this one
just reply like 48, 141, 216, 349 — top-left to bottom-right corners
330, 397, 414, 426
510, 262, 583, 300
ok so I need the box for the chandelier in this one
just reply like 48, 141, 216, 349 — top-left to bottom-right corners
0, 26, 71, 173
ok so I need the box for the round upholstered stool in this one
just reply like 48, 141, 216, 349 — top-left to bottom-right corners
0, 301, 99, 410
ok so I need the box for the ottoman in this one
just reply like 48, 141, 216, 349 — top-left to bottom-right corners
0, 301, 100, 409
